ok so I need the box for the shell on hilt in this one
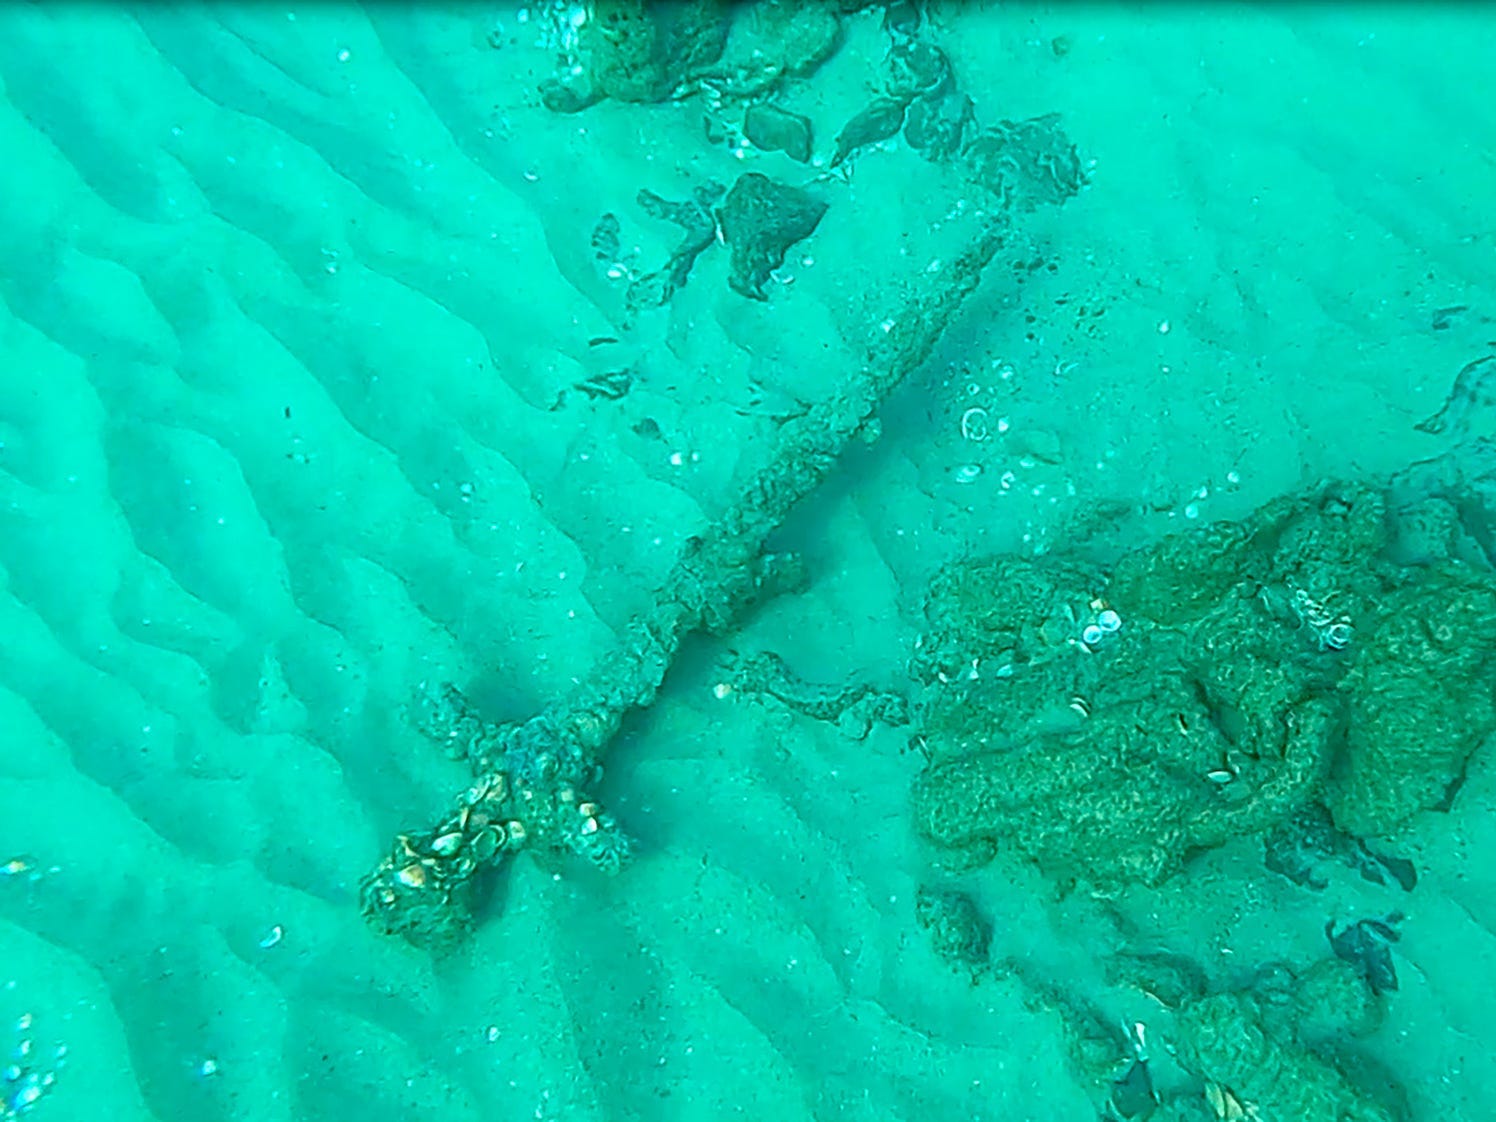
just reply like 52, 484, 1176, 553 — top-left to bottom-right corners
469, 825, 507, 863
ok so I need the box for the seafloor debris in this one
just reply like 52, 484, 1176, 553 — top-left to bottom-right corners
913, 484, 1496, 887
1326, 913, 1404, 996
2, 1014, 64, 1119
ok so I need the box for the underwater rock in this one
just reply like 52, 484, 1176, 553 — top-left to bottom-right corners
620, 181, 725, 318
743, 103, 814, 162
830, 94, 910, 167
913, 482, 1496, 888
914, 886, 992, 975
582, 0, 731, 103
715, 173, 827, 299
1331, 564, 1496, 835
1263, 803, 1417, 892
904, 87, 975, 163
1175, 984, 1403, 1122
1326, 914, 1403, 996
961, 113, 1088, 210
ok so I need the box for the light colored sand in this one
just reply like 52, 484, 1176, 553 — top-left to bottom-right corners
1, 4, 1493, 1120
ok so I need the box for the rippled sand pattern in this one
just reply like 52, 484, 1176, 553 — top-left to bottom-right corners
1, 5, 1494, 1121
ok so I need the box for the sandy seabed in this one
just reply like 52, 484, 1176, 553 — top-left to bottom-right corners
1, 4, 1494, 1121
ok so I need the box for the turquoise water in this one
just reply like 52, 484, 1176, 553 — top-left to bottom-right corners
1, 4, 1494, 1120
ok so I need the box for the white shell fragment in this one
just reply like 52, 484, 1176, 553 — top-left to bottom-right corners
960, 407, 990, 442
